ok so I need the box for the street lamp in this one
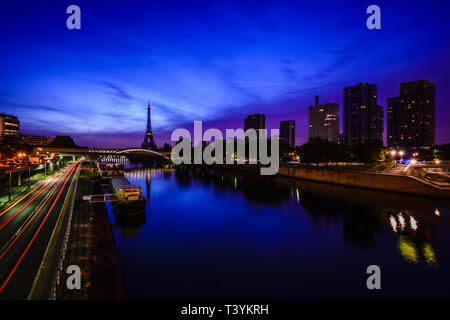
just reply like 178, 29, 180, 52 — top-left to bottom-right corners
398, 151, 405, 163
8, 162, 12, 202
28, 165, 31, 189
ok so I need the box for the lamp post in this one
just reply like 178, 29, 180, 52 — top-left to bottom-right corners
8, 162, 12, 202
390, 150, 397, 163
28, 165, 31, 189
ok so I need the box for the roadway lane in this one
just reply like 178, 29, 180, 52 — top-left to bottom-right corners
0, 167, 71, 243
0, 161, 81, 299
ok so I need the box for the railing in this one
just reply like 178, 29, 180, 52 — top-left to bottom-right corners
82, 194, 118, 203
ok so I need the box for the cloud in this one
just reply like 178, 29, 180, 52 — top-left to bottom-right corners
102, 81, 137, 101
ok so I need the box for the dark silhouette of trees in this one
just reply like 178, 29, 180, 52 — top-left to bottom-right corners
438, 144, 450, 160
296, 137, 387, 164
48, 135, 84, 148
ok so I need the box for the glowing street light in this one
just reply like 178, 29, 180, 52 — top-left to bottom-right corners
398, 151, 405, 157
434, 159, 441, 164
390, 150, 397, 156
410, 159, 417, 165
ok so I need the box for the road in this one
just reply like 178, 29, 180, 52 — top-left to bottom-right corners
0, 161, 81, 299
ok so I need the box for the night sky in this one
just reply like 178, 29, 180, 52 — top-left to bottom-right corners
1, 0, 449, 148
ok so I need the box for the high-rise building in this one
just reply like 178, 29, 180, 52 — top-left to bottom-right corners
387, 96, 401, 148
343, 83, 383, 145
308, 95, 339, 143
0, 113, 20, 143
244, 114, 265, 132
280, 120, 295, 147
397, 80, 435, 148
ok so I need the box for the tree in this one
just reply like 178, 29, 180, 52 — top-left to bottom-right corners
438, 144, 450, 160
354, 139, 385, 163
161, 143, 172, 152
297, 137, 336, 164
48, 135, 83, 148
279, 141, 296, 162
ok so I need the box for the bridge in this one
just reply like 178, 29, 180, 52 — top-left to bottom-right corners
42, 147, 172, 162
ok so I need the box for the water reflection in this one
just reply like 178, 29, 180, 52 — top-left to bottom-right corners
387, 210, 437, 265
180, 166, 448, 265
113, 211, 146, 239
109, 166, 450, 299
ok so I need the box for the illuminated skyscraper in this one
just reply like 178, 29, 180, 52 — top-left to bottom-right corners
397, 80, 436, 148
387, 96, 401, 148
280, 120, 295, 147
0, 113, 20, 143
308, 95, 339, 143
343, 83, 383, 145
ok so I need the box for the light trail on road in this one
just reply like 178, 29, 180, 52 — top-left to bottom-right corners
0, 167, 69, 218
0, 161, 82, 298
0, 166, 73, 229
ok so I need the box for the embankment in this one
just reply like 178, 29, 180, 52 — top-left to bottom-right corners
198, 164, 450, 199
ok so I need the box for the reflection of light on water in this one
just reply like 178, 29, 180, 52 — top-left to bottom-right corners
398, 213, 406, 231
296, 188, 300, 204
435, 209, 440, 216
389, 215, 397, 233
423, 242, 437, 266
234, 177, 237, 189
410, 216, 418, 230
398, 235, 418, 263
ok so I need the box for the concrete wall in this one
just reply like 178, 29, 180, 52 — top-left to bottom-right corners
277, 166, 450, 199
199, 164, 450, 199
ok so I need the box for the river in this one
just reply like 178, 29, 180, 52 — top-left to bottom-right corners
105, 166, 450, 299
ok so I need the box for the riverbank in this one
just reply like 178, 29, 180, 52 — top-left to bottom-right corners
195, 164, 450, 200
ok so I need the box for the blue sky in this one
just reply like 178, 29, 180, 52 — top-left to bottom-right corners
1, 0, 449, 147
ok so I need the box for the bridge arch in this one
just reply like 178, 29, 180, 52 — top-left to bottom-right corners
116, 148, 171, 160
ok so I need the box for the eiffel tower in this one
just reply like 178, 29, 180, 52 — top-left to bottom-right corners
141, 101, 157, 150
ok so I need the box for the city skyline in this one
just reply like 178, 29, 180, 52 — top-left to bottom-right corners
1, 1, 450, 304
1, 1, 450, 148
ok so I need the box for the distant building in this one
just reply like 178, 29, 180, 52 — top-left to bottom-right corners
387, 96, 401, 148
343, 83, 383, 146
280, 120, 295, 147
397, 80, 435, 148
0, 113, 20, 143
20, 134, 53, 147
308, 95, 339, 143
244, 114, 265, 132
